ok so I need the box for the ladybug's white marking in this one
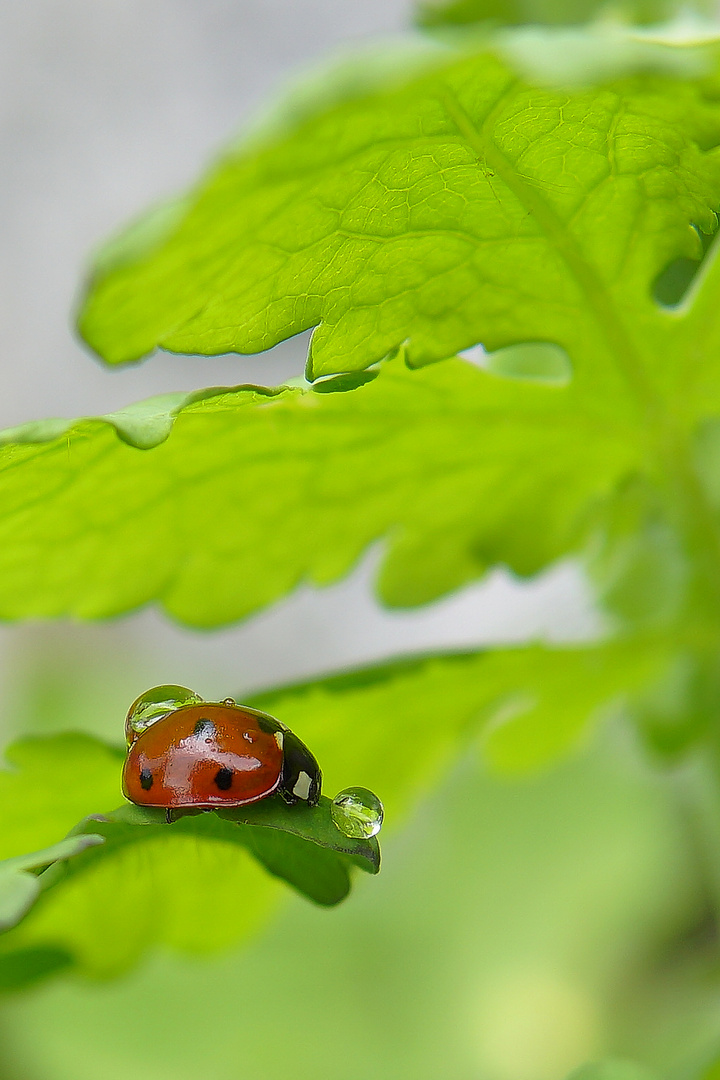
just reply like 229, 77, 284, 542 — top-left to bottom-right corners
292, 771, 312, 800
274, 731, 284, 749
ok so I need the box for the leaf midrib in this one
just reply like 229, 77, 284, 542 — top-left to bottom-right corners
440, 83, 660, 418
440, 82, 720, 612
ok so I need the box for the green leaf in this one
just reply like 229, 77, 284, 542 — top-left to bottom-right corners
0, 947, 71, 992
95, 797, 381, 892
66, 34, 720, 674
0, 358, 645, 624
0, 639, 664, 985
248, 639, 666, 792
585, 477, 689, 630
0, 385, 256, 453
0, 792, 377, 982
564, 1061, 659, 1080
0, 836, 105, 933
0, 815, 279, 980
77, 36, 720, 398
0, 735, 123, 860
414, 0, 709, 30
701, 1056, 720, 1080
478, 640, 665, 771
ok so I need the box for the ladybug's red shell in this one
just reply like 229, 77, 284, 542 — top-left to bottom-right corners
122, 703, 284, 808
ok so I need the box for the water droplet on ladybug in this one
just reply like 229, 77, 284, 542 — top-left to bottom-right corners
125, 684, 204, 744
331, 787, 383, 839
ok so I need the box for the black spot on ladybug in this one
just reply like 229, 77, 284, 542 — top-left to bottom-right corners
140, 768, 153, 790
193, 718, 215, 737
214, 767, 233, 791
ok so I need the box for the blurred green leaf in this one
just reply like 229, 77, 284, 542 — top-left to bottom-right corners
565, 1060, 659, 1080
701, 1056, 720, 1079
415, 0, 710, 29
0, 638, 667, 985
586, 477, 688, 630
478, 641, 665, 771
1, 726, 698, 1079
0, 836, 105, 933
250, 640, 667, 786
77, 40, 720, 389
621, 650, 720, 756
0, 359, 647, 624
0, 735, 123, 860
0, 947, 71, 992
0, 726, 381, 985
0, 800, 377, 981
0, 816, 279, 980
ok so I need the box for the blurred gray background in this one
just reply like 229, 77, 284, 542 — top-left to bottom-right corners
0, 0, 597, 740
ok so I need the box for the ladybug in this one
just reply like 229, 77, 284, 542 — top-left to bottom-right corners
122, 685, 321, 815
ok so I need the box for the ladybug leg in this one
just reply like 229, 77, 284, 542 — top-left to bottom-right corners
165, 808, 173, 824
278, 729, 322, 807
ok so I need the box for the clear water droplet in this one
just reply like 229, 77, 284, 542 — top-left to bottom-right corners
331, 787, 384, 839
125, 684, 204, 743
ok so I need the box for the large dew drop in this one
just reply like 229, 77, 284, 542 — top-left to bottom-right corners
125, 684, 204, 744
331, 787, 384, 839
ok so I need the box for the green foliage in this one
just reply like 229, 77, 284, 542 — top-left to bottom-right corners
565, 1061, 659, 1080
0, 639, 662, 986
0, 733, 377, 982
0, 736, 123, 860
78, 43, 720, 383
702, 1056, 720, 1079
414, 0, 711, 29
250, 641, 665, 781
6, 16, 720, 1050
68, 36, 720, 780
0, 357, 645, 623
0, 836, 104, 933
0, 811, 278, 980
1, 735, 697, 1080
66, 38, 720, 795
66, 33, 720, 776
